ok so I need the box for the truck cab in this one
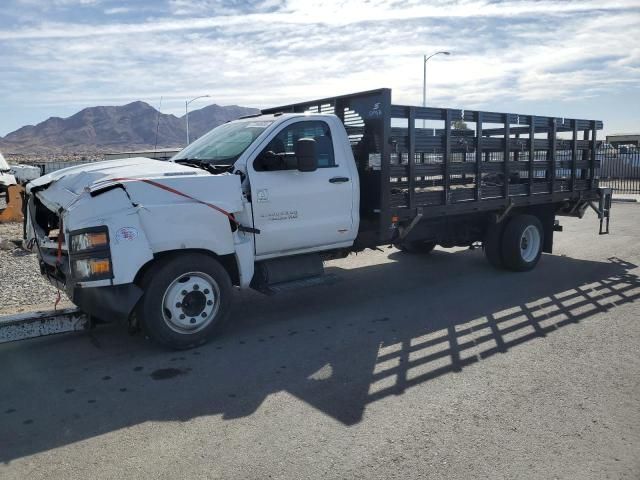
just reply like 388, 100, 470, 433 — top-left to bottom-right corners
25, 112, 362, 349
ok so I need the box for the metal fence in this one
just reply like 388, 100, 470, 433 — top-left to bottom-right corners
599, 146, 640, 194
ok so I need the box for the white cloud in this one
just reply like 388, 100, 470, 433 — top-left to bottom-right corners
103, 6, 132, 15
0, 0, 639, 133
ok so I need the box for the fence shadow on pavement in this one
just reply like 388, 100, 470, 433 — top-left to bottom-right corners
1, 250, 639, 462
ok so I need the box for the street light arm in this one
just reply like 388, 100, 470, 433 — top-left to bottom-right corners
424, 51, 451, 63
186, 94, 212, 107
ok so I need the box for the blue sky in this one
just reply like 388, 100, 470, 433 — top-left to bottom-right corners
0, 0, 639, 137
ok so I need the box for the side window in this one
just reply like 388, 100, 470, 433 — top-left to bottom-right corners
254, 120, 335, 171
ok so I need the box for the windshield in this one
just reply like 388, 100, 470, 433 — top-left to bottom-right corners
172, 120, 273, 164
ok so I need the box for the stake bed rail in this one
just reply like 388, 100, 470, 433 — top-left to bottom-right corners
263, 88, 606, 246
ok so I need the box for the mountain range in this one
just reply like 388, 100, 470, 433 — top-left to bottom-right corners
0, 101, 259, 154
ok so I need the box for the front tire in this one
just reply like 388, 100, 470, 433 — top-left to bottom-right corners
137, 253, 233, 349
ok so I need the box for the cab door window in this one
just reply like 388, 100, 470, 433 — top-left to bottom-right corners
254, 120, 335, 171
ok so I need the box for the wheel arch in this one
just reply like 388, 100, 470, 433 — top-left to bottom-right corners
134, 248, 240, 287
483, 205, 555, 253
509, 204, 555, 254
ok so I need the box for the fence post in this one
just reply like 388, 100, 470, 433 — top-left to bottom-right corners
444, 109, 451, 205
475, 112, 483, 201
503, 114, 510, 199
529, 119, 535, 196
550, 119, 557, 194
590, 121, 597, 191
408, 107, 415, 210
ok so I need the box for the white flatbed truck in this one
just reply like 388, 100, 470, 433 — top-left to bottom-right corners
21, 88, 611, 349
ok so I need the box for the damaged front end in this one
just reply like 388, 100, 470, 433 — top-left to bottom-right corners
25, 187, 142, 323
25, 192, 69, 290
22, 156, 243, 323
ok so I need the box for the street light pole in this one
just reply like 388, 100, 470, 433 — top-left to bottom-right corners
423, 51, 450, 111
185, 94, 212, 145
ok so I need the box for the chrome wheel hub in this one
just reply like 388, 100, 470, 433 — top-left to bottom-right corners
162, 272, 220, 333
520, 225, 541, 263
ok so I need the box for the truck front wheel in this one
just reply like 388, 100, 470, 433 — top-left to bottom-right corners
137, 253, 233, 349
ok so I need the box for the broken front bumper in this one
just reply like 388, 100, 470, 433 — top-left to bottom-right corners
24, 194, 143, 322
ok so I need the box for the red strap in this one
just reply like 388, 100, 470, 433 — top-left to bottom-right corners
109, 177, 240, 226
56, 215, 63, 264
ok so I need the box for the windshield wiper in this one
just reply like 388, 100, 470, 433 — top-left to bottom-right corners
173, 157, 202, 163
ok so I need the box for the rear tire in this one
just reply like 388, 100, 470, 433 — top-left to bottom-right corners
137, 253, 233, 349
501, 214, 544, 272
395, 240, 437, 254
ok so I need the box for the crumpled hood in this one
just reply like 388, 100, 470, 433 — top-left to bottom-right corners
29, 157, 207, 211
29, 157, 205, 193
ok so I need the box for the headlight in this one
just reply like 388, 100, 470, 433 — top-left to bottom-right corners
72, 257, 112, 281
68, 226, 113, 281
70, 229, 109, 253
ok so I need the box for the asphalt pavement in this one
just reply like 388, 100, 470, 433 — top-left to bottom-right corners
1, 204, 639, 479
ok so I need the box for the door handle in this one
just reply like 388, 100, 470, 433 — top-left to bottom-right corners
329, 177, 350, 184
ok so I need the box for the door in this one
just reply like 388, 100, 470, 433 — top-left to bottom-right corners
248, 119, 355, 256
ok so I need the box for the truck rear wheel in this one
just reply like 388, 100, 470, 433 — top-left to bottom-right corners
395, 240, 437, 254
501, 214, 544, 272
137, 253, 233, 349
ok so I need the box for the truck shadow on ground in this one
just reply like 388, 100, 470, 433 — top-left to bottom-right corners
1, 249, 639, 462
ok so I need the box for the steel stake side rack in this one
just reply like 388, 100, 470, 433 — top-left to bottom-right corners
263, 88, 611, 247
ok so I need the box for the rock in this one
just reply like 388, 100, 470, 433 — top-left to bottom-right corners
0, 238, 15, 250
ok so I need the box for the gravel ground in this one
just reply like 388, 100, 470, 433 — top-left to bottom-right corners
0, 222, 73, 315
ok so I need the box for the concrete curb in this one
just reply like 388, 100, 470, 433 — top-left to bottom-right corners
0, 308, 88, 343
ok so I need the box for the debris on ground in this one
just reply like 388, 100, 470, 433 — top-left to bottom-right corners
0, 222, 74, 315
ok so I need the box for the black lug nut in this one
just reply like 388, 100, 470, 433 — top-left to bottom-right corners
181, 290, 187, 295
190, 318, 196, 324
207, 300, 213, 306
201, 312, 207, 318
204, 289, 210, 294
179, 314, 185, 320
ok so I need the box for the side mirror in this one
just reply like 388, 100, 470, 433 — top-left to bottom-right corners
295, 138, 318, 172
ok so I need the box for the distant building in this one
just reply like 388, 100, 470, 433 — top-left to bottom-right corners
606, 134, 640, 147
104, 148, 181, 161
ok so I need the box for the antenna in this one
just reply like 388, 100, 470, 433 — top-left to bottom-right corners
154, 96, 163, 157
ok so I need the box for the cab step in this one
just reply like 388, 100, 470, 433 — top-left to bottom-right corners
259, 273, 338, 295
251, 253, 338, 295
